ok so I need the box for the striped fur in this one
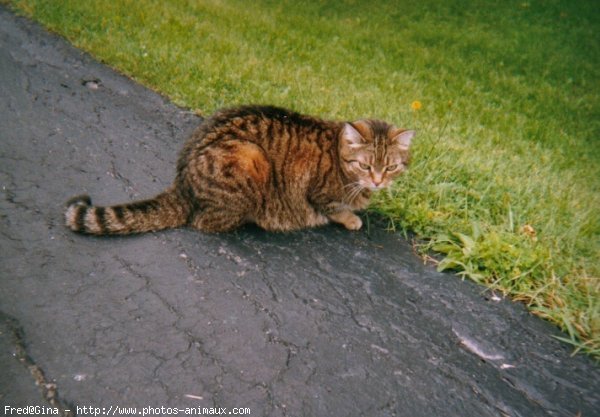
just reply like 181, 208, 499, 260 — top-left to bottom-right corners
65, 105, 414, 235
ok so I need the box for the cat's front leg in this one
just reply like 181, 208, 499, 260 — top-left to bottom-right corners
310, 198, 363, 231
327, 210, 363, 230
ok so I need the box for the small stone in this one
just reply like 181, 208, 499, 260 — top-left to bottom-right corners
82, 79, 101, 90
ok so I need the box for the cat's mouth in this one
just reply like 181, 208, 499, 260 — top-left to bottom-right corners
369, 185, 387, 191
364, 180, 390, 191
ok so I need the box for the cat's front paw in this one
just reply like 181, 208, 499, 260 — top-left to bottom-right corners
327, 210, 363, 231
342, 214, 363, 231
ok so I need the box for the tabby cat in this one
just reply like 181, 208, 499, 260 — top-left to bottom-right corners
65, 105, 414, 234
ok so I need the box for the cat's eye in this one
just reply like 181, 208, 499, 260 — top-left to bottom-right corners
385, 164, 399, 172
358, 162, 371, 171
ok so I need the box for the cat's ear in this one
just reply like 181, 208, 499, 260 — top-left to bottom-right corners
390, 129, 415, 150
341, 122, 367, 148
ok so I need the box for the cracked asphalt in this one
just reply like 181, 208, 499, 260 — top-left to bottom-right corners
1, 6, 599, 417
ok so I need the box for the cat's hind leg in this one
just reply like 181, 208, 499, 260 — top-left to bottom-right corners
189, 206, 247, 233
187, 140, 270, 233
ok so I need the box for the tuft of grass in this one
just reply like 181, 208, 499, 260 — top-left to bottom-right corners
6, 0, 599, 358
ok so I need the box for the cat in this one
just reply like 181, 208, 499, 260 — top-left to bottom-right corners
65, 105, 414, 234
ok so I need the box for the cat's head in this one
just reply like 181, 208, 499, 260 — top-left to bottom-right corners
339, 120, 415, 191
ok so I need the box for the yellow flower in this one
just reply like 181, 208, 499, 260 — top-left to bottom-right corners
520, 224, 537, 241
411, 100, 422, 111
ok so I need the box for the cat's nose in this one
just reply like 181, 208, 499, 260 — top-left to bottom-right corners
371, 174, 384, 187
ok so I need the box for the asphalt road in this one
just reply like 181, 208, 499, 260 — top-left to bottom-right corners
1, 6, 598, 417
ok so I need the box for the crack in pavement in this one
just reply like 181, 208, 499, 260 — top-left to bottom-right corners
0, 311, 75, 416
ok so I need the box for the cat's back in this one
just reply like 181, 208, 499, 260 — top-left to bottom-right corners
213, 105, 327, 128
193, 105, 338, 145
180, 105, 340, 171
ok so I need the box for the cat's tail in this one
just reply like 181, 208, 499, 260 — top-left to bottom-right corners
64, 187, 191, 235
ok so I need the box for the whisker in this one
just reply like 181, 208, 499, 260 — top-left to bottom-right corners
343, 182, 365, 204
342, 183, 358, 197
343, 181, 361, 190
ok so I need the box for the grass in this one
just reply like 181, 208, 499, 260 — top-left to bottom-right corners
5, 0, 599, 358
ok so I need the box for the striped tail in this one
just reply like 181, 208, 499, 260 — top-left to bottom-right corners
64, 188, 190, 235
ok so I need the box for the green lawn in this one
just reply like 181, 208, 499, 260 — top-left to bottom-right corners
6, 0, 598, 358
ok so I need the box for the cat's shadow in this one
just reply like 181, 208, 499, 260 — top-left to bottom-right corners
230, 211, 390, 241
